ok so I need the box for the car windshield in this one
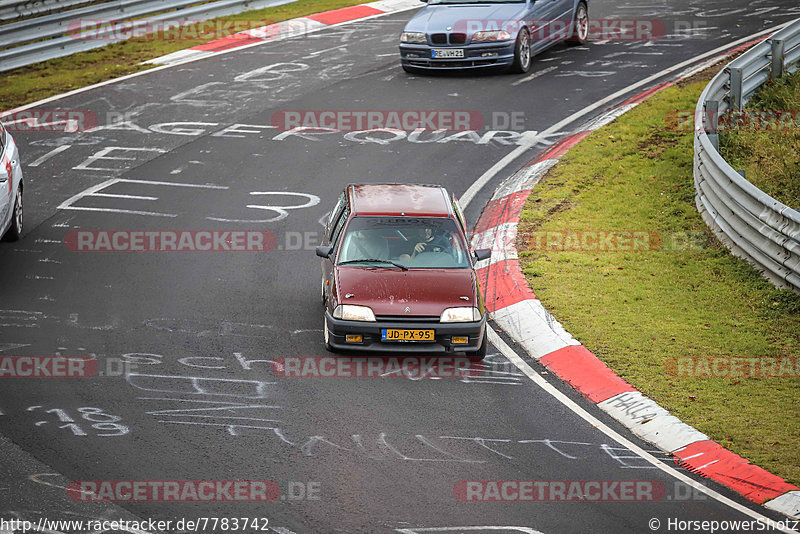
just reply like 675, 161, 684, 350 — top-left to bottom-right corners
337, 216, 470, 269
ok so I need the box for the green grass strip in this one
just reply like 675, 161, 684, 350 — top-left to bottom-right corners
517, 77, 800, 486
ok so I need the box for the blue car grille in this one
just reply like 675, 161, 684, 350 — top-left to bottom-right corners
450, 33, 466, 44
429, 32, 467, 45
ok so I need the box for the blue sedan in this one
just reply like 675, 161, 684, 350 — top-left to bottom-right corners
399, 0, 588, 73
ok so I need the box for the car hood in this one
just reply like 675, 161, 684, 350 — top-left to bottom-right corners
403, 3, 528, 36
336, 267, 477, 317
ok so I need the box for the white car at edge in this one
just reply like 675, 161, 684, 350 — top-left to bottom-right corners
0, 121, 24, 241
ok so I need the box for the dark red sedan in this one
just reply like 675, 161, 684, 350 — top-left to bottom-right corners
316, 183, 491, 359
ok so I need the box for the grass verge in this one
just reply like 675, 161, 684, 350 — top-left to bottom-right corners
719, 70, 800, 207
0, 0, 367, 111
516, 70, 800, 486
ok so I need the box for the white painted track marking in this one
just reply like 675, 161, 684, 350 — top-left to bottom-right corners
91, 193, 158, 200
511, 65, 559, 86
487, 329, 795, 532
120, 179, 228, 189
28, 145, 70, 167
59, 206, 177, 217
58, 178, 228, 217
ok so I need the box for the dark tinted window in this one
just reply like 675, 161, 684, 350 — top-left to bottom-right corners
330, 205, 350, 249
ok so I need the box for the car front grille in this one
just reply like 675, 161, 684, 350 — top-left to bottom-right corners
375, 315, 440, 323
428, 32, 467, 45
408, 58, 501, 68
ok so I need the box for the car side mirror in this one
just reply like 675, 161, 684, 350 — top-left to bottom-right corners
316, 245, 333, 258
474, 249, 491, 261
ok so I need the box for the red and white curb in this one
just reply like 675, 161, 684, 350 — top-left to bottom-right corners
471, 54, 800, 520
146, 0, 420, 66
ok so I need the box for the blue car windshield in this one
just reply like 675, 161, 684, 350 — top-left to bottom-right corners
337, 216, 470, 269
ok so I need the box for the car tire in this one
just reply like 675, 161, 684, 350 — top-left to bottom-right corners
468, 330, 488, 360
324, 315, 337, 353
2, 186, 22, 242
510, 28, 532, 74
566, 1, 589, 45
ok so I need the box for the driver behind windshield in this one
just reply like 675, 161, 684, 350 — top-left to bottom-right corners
398, 226, 452, 262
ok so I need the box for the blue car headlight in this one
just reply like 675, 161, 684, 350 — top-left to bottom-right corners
401, 32, 427, 44
471, 30, 512, 42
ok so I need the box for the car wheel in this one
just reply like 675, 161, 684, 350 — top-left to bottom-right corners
567, 1, 589, 45
324, 315, 337, 353
2, 186, 22, 242
511, 28, 532, 74
468, 330, 488, 360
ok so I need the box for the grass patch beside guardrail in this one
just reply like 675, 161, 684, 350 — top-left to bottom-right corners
517, 79, 800, 485
0, 0, 367, 111
719, 70, 800, 208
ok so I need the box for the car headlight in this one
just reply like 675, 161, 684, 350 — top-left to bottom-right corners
471, 30, 512, 42
440, 307, 481, 323
401, 32, 426, 43
333, 305, 376, 322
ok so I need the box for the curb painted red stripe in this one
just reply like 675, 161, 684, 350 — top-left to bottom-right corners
473, 189, 531, 234
673, 441, 800, 504
619, 80, 675, 107
523, 130, 592, 166
539, 345, 637, 403
476, 260, 536, 313
188, 3, 386, 53
192, 34, 264, 52
306, 4, 382, 25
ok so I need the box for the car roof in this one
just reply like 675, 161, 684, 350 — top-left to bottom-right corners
348, 183, 452, 217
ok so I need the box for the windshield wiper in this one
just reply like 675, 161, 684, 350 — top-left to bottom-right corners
338, 259, 409, 271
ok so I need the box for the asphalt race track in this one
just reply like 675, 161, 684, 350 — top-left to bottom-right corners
2, 1, 800, 533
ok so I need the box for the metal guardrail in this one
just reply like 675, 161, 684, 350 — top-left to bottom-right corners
0, 0, 93, 22
694, 18, 800, 293
0, 0, 295, 72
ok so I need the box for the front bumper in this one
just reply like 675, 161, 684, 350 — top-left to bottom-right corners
325, 311, 486, 353
399, 42, 515, 70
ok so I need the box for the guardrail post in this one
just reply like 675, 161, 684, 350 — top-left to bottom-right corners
729, 66, 744, 111
705, 100, 719, 150
769, 38, 785, 80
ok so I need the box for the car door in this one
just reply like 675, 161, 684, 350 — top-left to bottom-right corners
323, 202, 350, 309
550, 0, 576, 40
0, 123, 10, 232
528, 0, 571, 53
